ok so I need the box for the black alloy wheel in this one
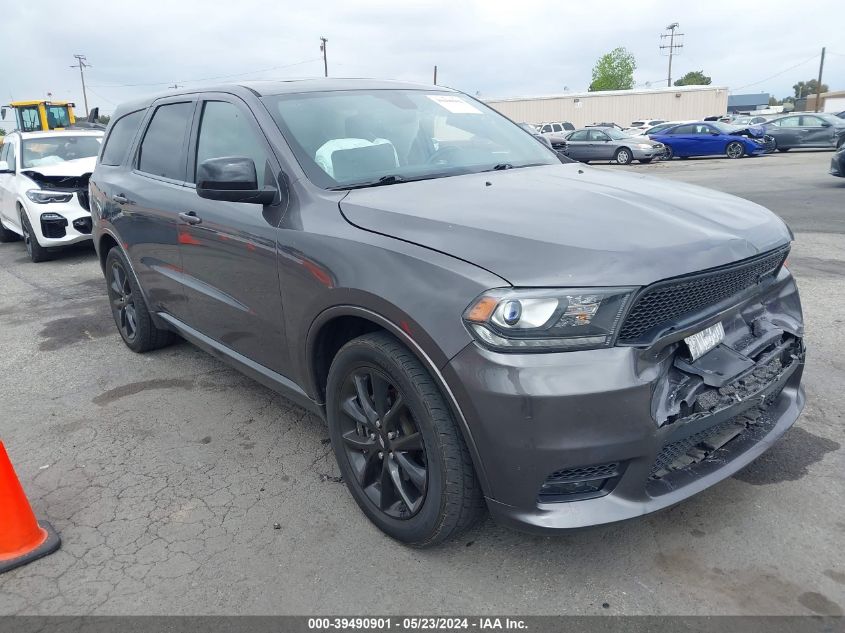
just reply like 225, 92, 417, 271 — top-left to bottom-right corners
337, 365, 427, 518
109, 260, 138, 343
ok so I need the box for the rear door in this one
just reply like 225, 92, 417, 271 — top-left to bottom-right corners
114, 98, 198, 322
769, 116, 802, 147
178, 94, 287, 373
664, 124, 696, 156
800, 115, 835, 147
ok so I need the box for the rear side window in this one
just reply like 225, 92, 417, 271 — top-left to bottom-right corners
137, 102, 194, 180
101, 110, 145, 166
552, 123, 562, 132
672, 124, 695, 134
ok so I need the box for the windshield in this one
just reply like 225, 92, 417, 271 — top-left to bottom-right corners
262, 89, 560, 188
21, 136, 102, 168
45, 105, 72, 129
709, 121, 740, 133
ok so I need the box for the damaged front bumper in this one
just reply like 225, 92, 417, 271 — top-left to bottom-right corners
445, 266, 805, 533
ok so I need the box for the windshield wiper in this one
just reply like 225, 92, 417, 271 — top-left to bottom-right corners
331, 175, 406, 190
492, 163, 513, 170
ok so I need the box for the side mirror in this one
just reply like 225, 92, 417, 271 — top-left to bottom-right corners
820, 122, 831, 128
0, 160, 11, 173
196, 157, 276, 205
88, 107, 99, 124
0, 108, 6, 120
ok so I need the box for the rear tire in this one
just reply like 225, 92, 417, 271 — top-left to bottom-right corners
614, 147, 633, 165
104, 247, 175, 353
726, 141, 745, 159
20, 211, 52, 263
326, 332, 485, 546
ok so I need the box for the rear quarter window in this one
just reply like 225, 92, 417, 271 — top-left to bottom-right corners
100, 110, 145, 166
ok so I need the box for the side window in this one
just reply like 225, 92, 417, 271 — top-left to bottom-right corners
552, 123, 563, 132
777, 116, 801, 128
137, 102, 194, 180
672, 124, 694, 134
194, 101, 270, 183
541, 124, 552, 133
101, 110, 145, 166
800, 116, 823, 127
569, 130, 588, 141
588, 130, 608, 141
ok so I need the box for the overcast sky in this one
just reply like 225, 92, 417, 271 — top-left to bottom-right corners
2, 0, 843, 116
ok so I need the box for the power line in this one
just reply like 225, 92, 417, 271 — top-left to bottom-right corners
88, 58, 322, 89
730, 53, 820, 92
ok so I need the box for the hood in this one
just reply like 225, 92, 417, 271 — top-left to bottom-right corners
339, 163, 791, 287
21, 157, 96, 190
729, 125, 766, 138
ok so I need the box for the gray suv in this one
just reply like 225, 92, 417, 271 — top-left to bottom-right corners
90, 79, 806, 546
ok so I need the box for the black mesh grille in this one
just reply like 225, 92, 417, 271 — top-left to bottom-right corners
618, 247, 789, 342
546, 462, 620, 483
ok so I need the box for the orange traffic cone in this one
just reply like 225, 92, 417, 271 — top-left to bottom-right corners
0, 441, 60, 574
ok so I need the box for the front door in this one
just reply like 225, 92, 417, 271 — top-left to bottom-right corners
178, 96, 287, 374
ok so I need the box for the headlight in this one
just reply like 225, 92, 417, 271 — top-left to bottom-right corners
26, 190, 73, 204
463, 288, 635, 352
635, 144, 654, 149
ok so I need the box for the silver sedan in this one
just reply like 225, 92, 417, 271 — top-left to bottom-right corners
561, 128, 665, 164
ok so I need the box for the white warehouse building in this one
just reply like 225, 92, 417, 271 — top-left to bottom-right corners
485, 85, 729, 128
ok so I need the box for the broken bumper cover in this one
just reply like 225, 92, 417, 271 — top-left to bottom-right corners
444, 267, 805, 533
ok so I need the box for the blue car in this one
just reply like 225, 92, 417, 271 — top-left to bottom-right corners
651, 121, 771, 160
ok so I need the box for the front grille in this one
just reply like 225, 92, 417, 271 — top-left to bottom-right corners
618, 246, 789, 343
650, 391, 782, 484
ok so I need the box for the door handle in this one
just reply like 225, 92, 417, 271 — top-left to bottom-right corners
113, 194, 129, 203
178, 211, 202, 225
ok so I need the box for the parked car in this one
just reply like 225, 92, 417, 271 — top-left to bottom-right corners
762, 113, 845, 152
518, 123, 554, 149
730, 115, 769, 126
560, 127, 665, 164
538, 121, 574, 134
586, 122, 624, 130
830, 144, 845, 177
628, 119, 666, 131
628, 121, 694, 137
651, 121, 770, 159
0, 129, 102, 261
90, 79, 805, 545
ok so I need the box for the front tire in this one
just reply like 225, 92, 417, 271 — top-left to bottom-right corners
326, 332, 484, 546
104, 248, 175, 353
638, 158, 653, 164
663, 145, 674, 160
777, 148, 790, 152
614, 147, 633, 165
20, 211, 51, 263
726, 141, 745, 159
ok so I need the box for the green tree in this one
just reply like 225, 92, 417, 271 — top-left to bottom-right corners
674, 70, 711, 86
96, 115, 111, 125
0, 127, 6, 136
793, 79, 828, 99
589, 47, 637, 91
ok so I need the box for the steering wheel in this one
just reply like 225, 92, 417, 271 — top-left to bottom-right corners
427, 145, 463, 165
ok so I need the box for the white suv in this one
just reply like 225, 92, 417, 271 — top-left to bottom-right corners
0, 129, 103, 262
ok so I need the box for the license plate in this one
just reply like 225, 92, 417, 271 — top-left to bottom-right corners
684, 322, 725, 361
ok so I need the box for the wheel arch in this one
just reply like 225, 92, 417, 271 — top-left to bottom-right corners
306, 305, 492, 495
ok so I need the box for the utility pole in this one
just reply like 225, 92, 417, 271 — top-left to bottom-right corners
659, 23, 683, 87
433, 65, 437, 85
70, 54, 91, 116
320, 37, 328, 77
814, 47, 826, 112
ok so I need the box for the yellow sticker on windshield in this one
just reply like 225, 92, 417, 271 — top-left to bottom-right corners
426, 95, 482, 114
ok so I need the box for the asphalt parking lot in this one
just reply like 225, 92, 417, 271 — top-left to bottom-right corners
0, 150, 843, 616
